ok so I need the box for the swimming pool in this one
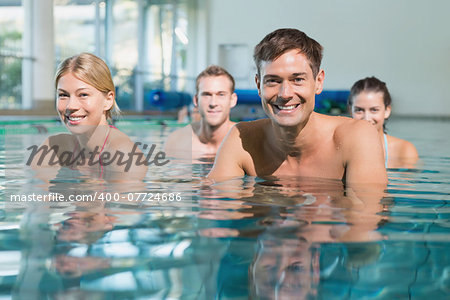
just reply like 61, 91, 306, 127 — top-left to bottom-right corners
0, 118, 449, 299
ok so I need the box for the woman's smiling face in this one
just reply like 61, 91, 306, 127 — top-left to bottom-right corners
56, 72, 113, 134
351, 91, 391, 133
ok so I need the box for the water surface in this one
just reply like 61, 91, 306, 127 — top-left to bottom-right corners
0, 118, 449, 299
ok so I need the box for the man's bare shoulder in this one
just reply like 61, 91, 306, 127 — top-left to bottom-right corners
167, 124, 193, 138
165, 124, 193, 144
206, 121, 264, 181
327, 115, 386, 184
333, 116, 376, 141
164, 124, 194, 156
328, 115, 382, 160
236, 118, 270, 128
308, 113, 368, 141
235, 118, 270, 137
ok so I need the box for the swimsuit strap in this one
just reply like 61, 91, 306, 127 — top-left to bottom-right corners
71, 126, 113, 177
98, 126, 112, 178
384, 133, 388, 168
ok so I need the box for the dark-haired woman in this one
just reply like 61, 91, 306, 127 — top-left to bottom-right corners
348, 77, 418, 168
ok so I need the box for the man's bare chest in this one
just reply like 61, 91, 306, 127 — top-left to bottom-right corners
254, 141, 345, 180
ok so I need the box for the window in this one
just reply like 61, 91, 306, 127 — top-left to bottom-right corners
0, 1, 23, 109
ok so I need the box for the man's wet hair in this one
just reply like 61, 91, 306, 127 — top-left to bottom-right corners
253, 28, 323, 78
195, 65, 235, 95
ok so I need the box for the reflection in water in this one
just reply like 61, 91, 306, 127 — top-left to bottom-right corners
249, 227, 386, 299
1, 123, 450, 299
9, 173, 389, 299
250, 231, 320, 299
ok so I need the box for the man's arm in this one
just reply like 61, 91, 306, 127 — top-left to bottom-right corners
164, 125, 191, 158
207, 125, 246, 181
339, 121, 387, 226
342, 120, 388, 185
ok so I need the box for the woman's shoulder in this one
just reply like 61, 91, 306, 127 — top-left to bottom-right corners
29, 133, 76, 167
104, 127, 149, 178
387, 134, 418, 158
47, 133, 77, 149
333, 115, 377, 142
107, 127, 137, 151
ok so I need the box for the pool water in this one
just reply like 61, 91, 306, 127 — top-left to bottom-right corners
0, 118, 449, 299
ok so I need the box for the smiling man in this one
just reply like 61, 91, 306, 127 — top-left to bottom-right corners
165, 65, 237, 159
207, 28, 387, 185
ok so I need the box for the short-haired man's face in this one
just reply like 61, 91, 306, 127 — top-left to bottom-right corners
251, 236, 314, 299
255, 49, 324, 128
194, 75, 237, 127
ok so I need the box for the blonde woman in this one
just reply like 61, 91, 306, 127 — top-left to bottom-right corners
30, 53, 147, 180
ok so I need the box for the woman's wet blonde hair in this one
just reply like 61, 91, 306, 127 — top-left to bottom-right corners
55, 52, 120, 120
